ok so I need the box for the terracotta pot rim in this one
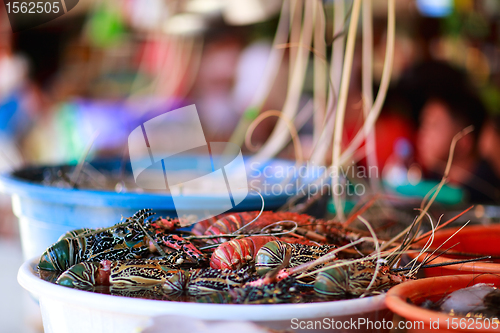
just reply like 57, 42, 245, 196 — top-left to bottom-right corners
411, 224, 500, 273
386, 274, 500, 332
407, 252, 500, 273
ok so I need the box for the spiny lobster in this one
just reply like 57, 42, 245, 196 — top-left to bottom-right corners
193, 211, 361, 245
209, 236, 335, 270
313, 260, 414, 298
196, 276, 302, 304
255, 240, 336, 276
39, 209, 207, 272
56, 258, 255, 296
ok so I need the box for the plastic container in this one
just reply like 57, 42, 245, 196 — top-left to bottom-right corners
386, 274, 500, 332
409, 224, 500, 277
0, 158, 313, 259
18, 258, 391, 333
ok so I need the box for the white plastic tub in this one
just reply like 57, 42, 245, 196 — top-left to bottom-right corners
18, 258, 391, 333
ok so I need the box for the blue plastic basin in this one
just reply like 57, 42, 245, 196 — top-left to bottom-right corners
0, 158, 315, 259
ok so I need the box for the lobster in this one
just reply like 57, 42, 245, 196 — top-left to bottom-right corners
255, 240, 336, 276
209, 236, 323, 270
196, 276, 302, 304
56, 258, 255, 296
109, 284, 183, 301
313, 260, 414, 298
39, 209, 207, 272
195, 211, 361, 245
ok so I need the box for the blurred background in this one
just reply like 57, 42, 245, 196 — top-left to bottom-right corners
1, 0, 500, 331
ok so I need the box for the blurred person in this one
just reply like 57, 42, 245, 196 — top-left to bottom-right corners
409, 62, 500, 203
191, 32, 244, 141
343, 36, 417, 172
190, 23, 288, 145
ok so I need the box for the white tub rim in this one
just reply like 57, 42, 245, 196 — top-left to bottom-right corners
18, 257, 388, 321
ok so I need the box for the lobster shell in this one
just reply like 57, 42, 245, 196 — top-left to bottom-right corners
210, 236, 320, 270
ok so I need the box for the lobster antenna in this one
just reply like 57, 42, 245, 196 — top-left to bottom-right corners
405, 211, 437, 274
308, 0, 349, 167
419, 248, 500, 260
357, 215, 380, 297
281, 184, 326, 213
70, 130, 99, 189
298, 246, 419, 281
412, 220, 470, 275
384, 215, 420, 268
337, 0, 396, 167
245, 110, 304, 172
226, 0, 289, 150
131, 211, 167, 257
412, 205, 473, 244
419, 242, 460, 267
199, 244, 222, 250
186, 221, 299, 241
297, 239, 423, 280
232, 189, 265, 234
259, 220, 299, 235
65, 219, 137, 240
392, 256, 492, 272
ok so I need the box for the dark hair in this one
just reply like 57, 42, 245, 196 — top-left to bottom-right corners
396, 61, 487, 141
426, 87, 486, 141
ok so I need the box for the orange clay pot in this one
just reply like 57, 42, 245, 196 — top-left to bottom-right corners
409, 224, 500, 277
386, 274, 500, 333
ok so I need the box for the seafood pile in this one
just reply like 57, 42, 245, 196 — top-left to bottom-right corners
37, 209, 414, 304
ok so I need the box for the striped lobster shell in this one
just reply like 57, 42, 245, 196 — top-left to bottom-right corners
255, 240, 336, 276
56, 259, 254, 296
313, 260, 413, 298
56, 261, 101, 289
209, 236, 321, 270
39, 209, 206, 271
196, 277, 299, 304
108, 259, 187, 293
40, 209, 157, 271
209, 236, 278, 270
186, 267, 254, 296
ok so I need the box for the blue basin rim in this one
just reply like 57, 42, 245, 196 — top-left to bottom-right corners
0, 159, 303, 210
0, 172, 291, 209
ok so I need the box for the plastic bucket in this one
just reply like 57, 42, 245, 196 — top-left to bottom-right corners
409, 224, 500, 277
0, 158, 318, 259
18, 257, 391, 333
386, 274, 500, 332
